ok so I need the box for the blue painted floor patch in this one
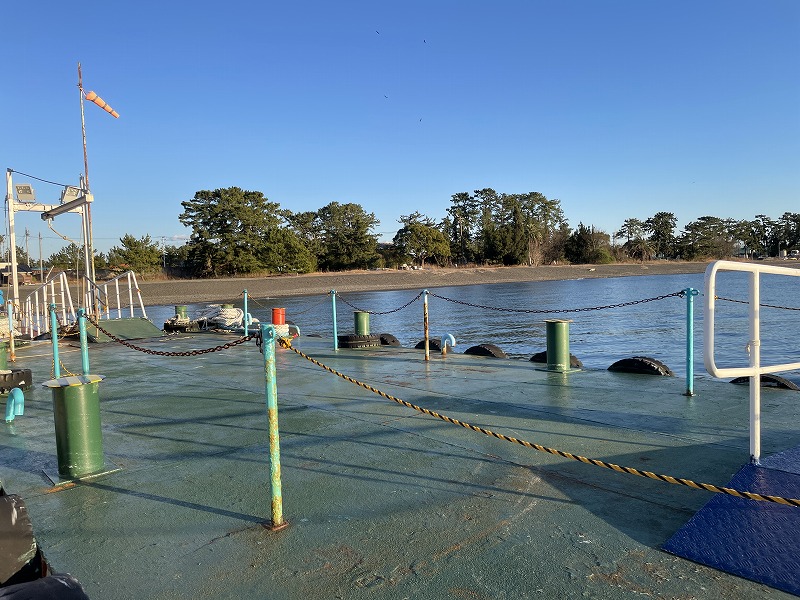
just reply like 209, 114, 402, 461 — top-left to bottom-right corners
663, 454, 800, 596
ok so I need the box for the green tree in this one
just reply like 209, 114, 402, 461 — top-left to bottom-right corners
678, 216, 736, 259
565, 224, 612, 264
516, 192, 567, 266
316, 202, 379, 270
108, 234, 163, 274
260, 228, 317, 274
179, 187, 282, 276
645, 212, 677, 258
285, 210, 325, 259
47, 243, 84, 271
447, 192, 481, 265
393, 212, 451, 267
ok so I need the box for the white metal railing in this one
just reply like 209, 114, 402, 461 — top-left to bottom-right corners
82, 270, 148, 321
704, 260, 800, 463
18, 270, 148, 339
20, 272, 78, 338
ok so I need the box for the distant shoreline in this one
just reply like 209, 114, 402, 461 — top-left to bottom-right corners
136, 261, 714, 306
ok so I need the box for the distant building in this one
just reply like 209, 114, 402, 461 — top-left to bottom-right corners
0, 263, 35, 285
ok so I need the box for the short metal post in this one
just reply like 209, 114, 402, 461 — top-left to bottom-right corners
260, 323, 286, 529
683, 288, 699, 396
545, 319, 571, 372
331, 290, 338, 351
243, 289, 249, 336
423, 290, 430, 361
78, 309, 90, 376
50, 304, 60, 379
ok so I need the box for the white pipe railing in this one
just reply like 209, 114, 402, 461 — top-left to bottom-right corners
20, 272, 77, 338
704, 260, 800, 464
82, 270, 148, 321
18, 270, 148, 339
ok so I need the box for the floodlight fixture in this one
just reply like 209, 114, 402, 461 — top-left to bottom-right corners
14, 184, 35, 202
60, 186, 81, 203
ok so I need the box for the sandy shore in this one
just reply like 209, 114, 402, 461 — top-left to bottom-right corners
136, 261, 713, 306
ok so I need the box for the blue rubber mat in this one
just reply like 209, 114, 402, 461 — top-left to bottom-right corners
662, 457, 800, 595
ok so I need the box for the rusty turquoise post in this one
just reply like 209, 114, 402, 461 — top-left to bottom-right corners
545, 319, 572, 372
331, 290, 338, 351
683, 287, 699, 397
260, 323, 286, 530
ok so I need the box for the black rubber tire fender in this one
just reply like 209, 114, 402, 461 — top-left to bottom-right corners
607, 356, 674, 376
730, 374, 799, 391
414, 339, 442, 351
529, 351, 583, 369
337, 334, 381, 349
464, 344, 507, 358
379, 333, 401, 346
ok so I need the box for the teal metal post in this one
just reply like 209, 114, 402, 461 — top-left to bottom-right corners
78, 309, 90, 376
260, 323, 286, 530
243, 289, 249, 336
50, 304, 60, 379
683, 287, 699, 397
423, 290, 430, 361
331, 290, 338, 351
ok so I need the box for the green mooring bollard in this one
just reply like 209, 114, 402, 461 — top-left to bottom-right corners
45, 307, 106, 479
50, 381, 105, 478
354, 311, 370, 336
545, 319, 572, 372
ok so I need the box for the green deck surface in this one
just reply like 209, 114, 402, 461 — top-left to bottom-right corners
1, 334, 798, 599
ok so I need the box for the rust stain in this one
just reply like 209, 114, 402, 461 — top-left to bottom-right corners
433, 518, 511, 562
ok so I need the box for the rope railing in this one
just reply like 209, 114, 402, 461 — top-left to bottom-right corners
279, 339, 800, 508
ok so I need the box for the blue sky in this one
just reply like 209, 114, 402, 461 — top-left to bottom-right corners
3, 1, 798, 257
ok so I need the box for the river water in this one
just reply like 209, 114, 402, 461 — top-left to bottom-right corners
146, 271, 800, 383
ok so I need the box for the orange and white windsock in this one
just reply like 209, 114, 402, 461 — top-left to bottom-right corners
84, 90, 119, 118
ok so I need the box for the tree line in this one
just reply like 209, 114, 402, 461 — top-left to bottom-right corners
8, 186, 800, 278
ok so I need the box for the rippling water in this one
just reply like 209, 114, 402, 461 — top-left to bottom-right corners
146, 271, 800, 382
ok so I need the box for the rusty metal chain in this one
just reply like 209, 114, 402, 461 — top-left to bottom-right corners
715, 296, 800, 311
85, 315, 258, 356
427, 290, 684, 314
335, 290, 424, 315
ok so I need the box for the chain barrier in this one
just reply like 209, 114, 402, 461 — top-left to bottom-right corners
85, 316, 257, 357
715, 296, 800, 311
427, 290, 684, 314
335, 290, 424, 315
277, 339, 800, 508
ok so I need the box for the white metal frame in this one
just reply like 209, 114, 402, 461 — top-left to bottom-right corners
704, 260, 800, 463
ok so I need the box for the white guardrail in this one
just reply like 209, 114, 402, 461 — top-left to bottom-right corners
19, 270, 147, 339
705, 260, 800, 463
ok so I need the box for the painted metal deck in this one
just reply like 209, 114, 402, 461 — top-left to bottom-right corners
2, 333, 799, 599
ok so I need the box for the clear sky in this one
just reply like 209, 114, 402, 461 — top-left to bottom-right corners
3, 1, 798, 258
